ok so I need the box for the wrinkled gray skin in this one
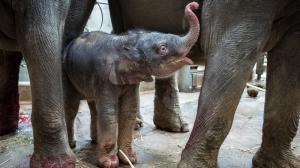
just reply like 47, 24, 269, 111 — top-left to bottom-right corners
108, 0, 203, 133
63, 31, 193, 167
63, 3, 199, 167
110, 0, 300, 168
0, 0, 97, 167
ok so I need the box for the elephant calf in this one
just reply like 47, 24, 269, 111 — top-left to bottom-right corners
62, 2, 199, 167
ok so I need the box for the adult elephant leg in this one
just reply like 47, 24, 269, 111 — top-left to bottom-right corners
0, 51, 22, 135
179, 44, 259, 168
154, 75, 189, 132
178, 2, 276, 167
253, 29, 300, 168
15, 1, 75, 167
62, 0, 96, 47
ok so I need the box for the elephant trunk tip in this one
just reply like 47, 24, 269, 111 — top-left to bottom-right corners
183, 2, 200, 51
186, 2, 200, 14
185, 2, 200, 29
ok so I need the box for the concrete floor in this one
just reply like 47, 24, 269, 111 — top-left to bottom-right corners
1, 87, 300, 168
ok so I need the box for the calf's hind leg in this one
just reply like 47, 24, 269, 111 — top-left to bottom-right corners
63, 77, 81, 148
253, 29, 300, 168
88, 101, 97, 143
154, 76, 189, 132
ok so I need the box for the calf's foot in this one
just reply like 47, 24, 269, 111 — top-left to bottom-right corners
253, 149, 300, 168
118, 147, 137, 165
98, 155, 119, 168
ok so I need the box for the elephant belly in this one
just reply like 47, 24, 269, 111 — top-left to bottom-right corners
263, 0, 300, 52
120, 0, 191, 34
0, 31, 18, 51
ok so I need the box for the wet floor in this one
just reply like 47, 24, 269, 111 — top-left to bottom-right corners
1, 87, 300, 168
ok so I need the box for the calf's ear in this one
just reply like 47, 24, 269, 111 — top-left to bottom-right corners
121, 44, 142, 61
109, 62, 153, 85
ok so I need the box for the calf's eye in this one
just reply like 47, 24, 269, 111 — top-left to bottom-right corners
158, 45, 168, 56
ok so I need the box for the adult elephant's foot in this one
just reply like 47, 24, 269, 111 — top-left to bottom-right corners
154, 76, 189, 132
30, 152, 76, 168
153, 108, 189, 132
178, 148, 217, 168
253, 149, 300, 168
97, 155, 119, 168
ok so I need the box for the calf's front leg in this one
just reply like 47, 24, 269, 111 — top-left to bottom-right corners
95, 89, 119, 168
118, 85, 139, 164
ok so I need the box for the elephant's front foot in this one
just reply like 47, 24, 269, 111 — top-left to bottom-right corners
153, 108, 189, 132
30, 152, 76, 168
98, 155, 119, 168
178, 156, 217, 168
118, 147, 137, 165
253, 149, 300, 168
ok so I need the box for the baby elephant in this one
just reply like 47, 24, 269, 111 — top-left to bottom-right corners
63, 2, 199, 167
